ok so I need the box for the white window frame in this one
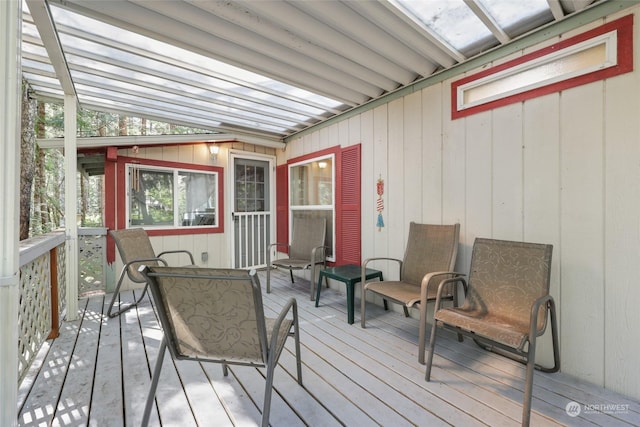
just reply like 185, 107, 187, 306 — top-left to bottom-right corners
288, 153, 336, 262
125, 163, 219, 229
457, 30, 618, 111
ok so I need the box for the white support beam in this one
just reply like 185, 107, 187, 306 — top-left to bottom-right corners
64, 94, 78, 321
25, 0, 76, 97
0, 0, 21, 425
37, 132, 286, 150
547, 0, 566, 20
464, 0, 511, 44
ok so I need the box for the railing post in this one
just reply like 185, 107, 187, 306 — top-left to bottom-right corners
48, 246, 60, 339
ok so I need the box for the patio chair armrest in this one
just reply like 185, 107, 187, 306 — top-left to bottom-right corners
414, 271, 465, 306
433, 275, 468, 311
267, 242, 290, 264
269, 297, 298, 358
310, 245, 327, 263
362, 257, 402, 281
125, 257, 169, 269
157, 249, 195, 265
529, 294, 554, 337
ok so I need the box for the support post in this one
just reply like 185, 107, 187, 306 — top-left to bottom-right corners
64, 94, 79, 320
0, 0, 22, 425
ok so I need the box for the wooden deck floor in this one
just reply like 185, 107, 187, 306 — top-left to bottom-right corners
17, 269, 640, 426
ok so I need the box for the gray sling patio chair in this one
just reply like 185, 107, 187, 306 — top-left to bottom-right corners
107, 228, 195, 318
361, 222, 461, 364
267, 216, 327, 300
425, 238, 560, 427
139, 266, 302, 427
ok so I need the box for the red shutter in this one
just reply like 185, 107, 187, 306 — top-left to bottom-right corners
275, 164, 289, 253
336, 144, 361, 265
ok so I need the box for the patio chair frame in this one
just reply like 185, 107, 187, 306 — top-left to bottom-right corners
107, 228, 195, 318
139, 266, 302, 427
266, 216, 327, 300
425, 238, 560, 427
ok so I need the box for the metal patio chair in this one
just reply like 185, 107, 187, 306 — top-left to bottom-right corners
425, 238, 560, 427
266, 216, 327, 300
361, 222, 461, 364
139, 266, 302, 427
107, 228, 195, 317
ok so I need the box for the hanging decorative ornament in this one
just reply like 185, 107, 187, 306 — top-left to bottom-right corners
376, 175, 385, 231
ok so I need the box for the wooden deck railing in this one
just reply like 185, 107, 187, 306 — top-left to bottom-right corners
18, 231, 66, 382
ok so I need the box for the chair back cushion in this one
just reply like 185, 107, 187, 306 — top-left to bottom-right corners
401, 223, 459, 289
147, 267, 267, 365
464, 238, 553, 333
110, 228, 158, 283
289, 216, 326, 261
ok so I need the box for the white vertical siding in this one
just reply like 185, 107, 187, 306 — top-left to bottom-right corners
286, 7, 640, 401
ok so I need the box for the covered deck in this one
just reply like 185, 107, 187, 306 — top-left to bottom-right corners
17, 269, 639, 427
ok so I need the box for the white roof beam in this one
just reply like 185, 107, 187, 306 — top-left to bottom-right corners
25, 0, 76, 97
132, 0, 384, 100
547, 0, 566, 20
464, 0, 511, 44
237, 0, 415, 84
382, 0, 466, 64
347, 1, 456, 70
292, 0, 429, 81
50, 0, 364, 106
37, 133, 285, 150
187, 0, 399, 92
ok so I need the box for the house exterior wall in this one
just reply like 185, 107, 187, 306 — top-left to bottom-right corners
109, 141, 276, 288
281, 6, 640, 401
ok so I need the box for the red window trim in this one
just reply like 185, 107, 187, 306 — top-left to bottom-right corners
451, 14, 634, 119
115, 155, 224, 237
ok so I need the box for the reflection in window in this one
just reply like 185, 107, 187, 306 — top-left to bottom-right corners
127, 164, 218, 228
235, 163, 266, 212
289, 156, 334, 260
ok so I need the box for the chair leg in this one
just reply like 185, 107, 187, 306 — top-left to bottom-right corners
418, 303, 428, 364
522, 345, 537, 426
266, 264, 271, 294
425, 320, 439, 381
293, 304, 302, 385
142, 337, 167, 427
309, 265, 316, 301
107, 268, 148, 318
289, 269, 294, 283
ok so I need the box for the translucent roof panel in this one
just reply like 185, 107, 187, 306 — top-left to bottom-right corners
43, 2, 345, 139
21, 0, 601, 144
396, 0, 494, 53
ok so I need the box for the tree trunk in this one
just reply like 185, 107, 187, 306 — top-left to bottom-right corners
119, 115, 128, 136
19, 80, 36, 240
33, 101, 48, 233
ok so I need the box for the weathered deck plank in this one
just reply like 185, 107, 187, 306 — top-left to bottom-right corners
17, 269, 640, 427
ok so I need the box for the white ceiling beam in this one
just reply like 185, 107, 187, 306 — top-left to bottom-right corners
382, 0, 466, 64
37, 133, 286, 150
49, 0, 366, 106
138, 0, 384, 99
547, 0, 566, 20
25, 0, 76, 97
347, 1, 456, 70
292, 0, 429, 81
464, 0, 511, 44
237, 0, 415, 84
56, 21, 348, 115
74, 85, 303, 133
187, 0, 399, 93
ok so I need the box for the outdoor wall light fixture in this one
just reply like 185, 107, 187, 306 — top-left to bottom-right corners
209, 144, 219, 161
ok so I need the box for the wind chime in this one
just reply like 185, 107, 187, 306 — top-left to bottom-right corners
376, 175, 384, 231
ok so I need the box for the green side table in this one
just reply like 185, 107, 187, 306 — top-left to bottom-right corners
315, 264, 383, 324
